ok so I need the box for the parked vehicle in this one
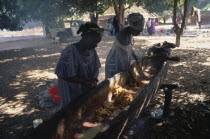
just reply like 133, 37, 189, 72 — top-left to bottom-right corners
49, 20, 84, 43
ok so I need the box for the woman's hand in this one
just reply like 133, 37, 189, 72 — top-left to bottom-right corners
84, 81, 97, 88
133, 78, 141, 87
127, 68, 141, 87
84, 78, 98, 89
59, 76, 98, 89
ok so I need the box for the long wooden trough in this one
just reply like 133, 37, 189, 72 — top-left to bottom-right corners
25, 42, 176, 139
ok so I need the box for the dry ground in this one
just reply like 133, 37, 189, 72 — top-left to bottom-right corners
0, 25, 210, 138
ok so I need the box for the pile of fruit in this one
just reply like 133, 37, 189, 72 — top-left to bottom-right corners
95, 87, 136, 122
95, 102, 115, 122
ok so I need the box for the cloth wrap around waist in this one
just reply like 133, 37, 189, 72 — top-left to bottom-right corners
105, 38, 133, 78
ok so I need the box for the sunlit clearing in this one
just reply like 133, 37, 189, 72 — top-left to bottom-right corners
0, 53, 60, 64
25, 70, 57, 80
0, 27, 43, 37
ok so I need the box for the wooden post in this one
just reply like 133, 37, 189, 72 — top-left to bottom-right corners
160, 84, 178, 118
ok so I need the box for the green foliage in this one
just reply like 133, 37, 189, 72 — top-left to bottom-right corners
0, 0, 23, 31
97, 0, 110, 14
140, 0, 173, 14
22, 0, 110, 26
131, 0, 174, 21
22, 0, 71, 28
190, 0, 210, 11
159, 11, 173, 20
202, 4, 210, 12
68, 0, 110, 15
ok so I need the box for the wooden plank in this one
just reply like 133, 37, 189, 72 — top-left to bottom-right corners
25, 73, 128, 139
93, 63, 168, 139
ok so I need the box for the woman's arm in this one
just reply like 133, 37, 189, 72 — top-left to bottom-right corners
58, 75, 85, 84
132, 49, 138, 61
58, 76, 98, 88
127, 67, 140, 86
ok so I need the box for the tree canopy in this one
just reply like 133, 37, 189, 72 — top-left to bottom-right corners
67, 0, 110, 23
190, 0, 210, 10
22, 0, 72, 28
0, 0, 23, 30
1, 0, 210, 31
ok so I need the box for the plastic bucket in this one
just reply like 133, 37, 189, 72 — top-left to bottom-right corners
49, 85, 61, 104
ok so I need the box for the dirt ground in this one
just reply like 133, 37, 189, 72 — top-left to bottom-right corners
0, 25, 210, 138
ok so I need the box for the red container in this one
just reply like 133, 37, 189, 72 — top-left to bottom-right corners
49, 85, 61, 104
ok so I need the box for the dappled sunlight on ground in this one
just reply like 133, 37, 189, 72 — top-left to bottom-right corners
0, 92, 38, 116
23, 70, 57, 80
9, 69, 57, 89
133, 32, 210, 110
149, 46, 210, 112
0, 53, 60, 64
0, 45, 61, 137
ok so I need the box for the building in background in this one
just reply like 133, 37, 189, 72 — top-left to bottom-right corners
98, 5, 158, 28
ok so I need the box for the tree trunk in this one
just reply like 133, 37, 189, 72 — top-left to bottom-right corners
112, 0, 125, 30
43, 22, 51, 37
173, 0, 189, 47
95, 12, 99, 24
90, 11, 99, 24
118, 0, 125, 30
90, 3, 98, 24
175, 32, 181, 47
163, 17, 166, 24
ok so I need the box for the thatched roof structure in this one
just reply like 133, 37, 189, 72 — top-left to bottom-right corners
98, 5, 158, 28
103, 5, 158, 19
